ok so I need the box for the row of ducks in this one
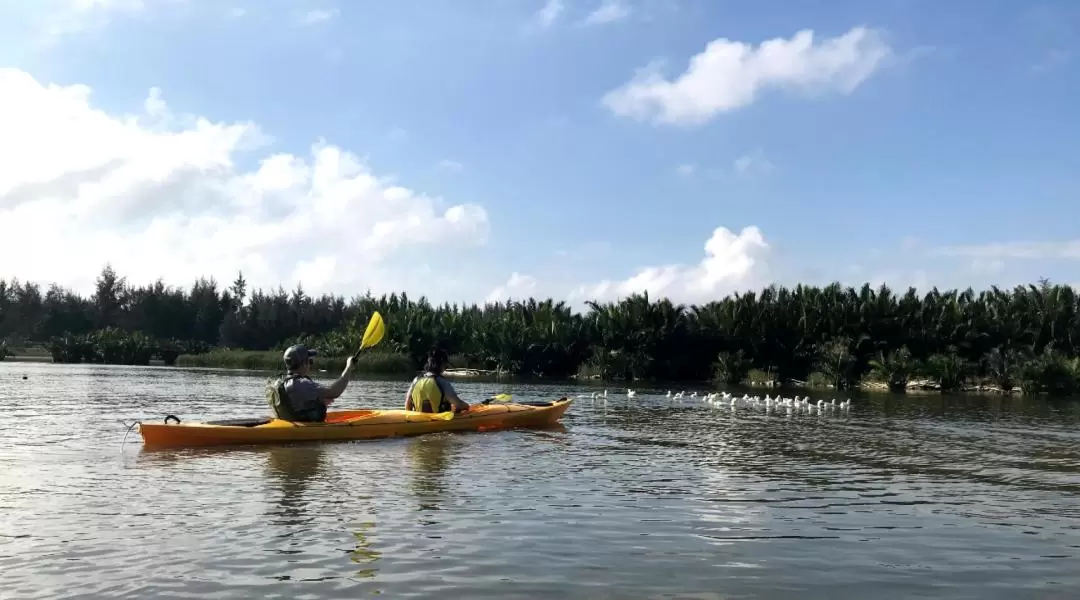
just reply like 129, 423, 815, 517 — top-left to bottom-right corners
584, 388, 853, 411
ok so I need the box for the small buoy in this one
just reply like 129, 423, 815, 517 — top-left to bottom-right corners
22, 375, 28, 380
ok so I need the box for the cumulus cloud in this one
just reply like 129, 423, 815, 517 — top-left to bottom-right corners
569, 226, 770, 304
486, 272, 540, 303
0, 68, 490, 297
602, 26, 892, 126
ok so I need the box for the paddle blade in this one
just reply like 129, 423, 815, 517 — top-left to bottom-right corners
432, 411, 455, 421
482, 393, 513, 404
359, 311, 386, 351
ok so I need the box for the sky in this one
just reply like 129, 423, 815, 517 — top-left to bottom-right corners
0, 0, 1077, 309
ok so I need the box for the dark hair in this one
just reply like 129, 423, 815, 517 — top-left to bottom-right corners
424, 347, 449, 374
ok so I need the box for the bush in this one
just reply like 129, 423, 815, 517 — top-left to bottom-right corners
868, 347, 919, 393
1018, 349, 1080, 396
713, 350, 753, 385
924, 350, 970, 392
175, 349, 415, 375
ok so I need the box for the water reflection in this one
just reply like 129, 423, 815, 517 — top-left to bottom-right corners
265, 444, 327, 526
264, 444, 385, 580
406, 435, 455, 514
350, 520, 380, 579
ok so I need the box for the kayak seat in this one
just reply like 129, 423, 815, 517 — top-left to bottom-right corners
204, 418, 275, 427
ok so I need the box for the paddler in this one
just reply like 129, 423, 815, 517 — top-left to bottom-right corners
266, 344, 355, 422
404, 347, 470, 414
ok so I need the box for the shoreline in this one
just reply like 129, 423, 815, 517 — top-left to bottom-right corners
3, 353, 1033, 396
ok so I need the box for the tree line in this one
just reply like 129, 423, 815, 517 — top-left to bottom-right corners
2, 266, 1080, 394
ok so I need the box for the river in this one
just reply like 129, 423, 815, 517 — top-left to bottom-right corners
1, 362, 1078, 599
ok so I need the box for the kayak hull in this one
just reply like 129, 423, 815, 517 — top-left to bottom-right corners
138, 398, 572, 448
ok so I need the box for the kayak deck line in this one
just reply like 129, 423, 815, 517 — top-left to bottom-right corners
137, 397, 573, 448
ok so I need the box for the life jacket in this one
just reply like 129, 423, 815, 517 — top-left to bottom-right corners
409, 372, 451, 413
265, 373, 307, 421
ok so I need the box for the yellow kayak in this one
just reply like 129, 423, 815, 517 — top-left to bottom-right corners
138, 398, 572, 448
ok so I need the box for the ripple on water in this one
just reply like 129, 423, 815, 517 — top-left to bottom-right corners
1, 363, 1079, 599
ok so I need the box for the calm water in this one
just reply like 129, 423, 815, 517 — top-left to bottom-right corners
2, 363, 1079, 599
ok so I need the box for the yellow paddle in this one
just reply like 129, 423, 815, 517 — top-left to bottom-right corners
481, 393, 513, 405
353, 311, 386, 358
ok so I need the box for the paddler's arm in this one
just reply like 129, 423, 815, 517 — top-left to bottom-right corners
439, 376, 470, 412
317, 356, 356, 404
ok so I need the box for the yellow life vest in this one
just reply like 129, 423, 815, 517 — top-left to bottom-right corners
409, 373, 450, 413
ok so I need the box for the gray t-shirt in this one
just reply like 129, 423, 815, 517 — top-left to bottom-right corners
283, 376, 331, 416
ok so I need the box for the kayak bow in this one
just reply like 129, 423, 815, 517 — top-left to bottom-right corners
138, 397, 572, 448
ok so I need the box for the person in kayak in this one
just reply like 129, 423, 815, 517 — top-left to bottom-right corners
405, 347, 470, 414
266, 344, 355, 422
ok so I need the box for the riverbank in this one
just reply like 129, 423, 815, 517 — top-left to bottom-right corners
1, 346, 52, 363
171, 351, 1033, 396
6, 346, 1068, 397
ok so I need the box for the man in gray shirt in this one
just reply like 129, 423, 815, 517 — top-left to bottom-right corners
267, 344, 356, 422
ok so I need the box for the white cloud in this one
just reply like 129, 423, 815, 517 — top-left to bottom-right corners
26, 0, 148, 45
569, 226, 770, 304
601, 26, 892, 126
301, 8, 338, 25
582, 0, 630, 26
932, 241, 1080, 261
970, 259, 1006, 275
69, 0, 145, 11
0, 68, 490, 298
675, 163, 696, 176
437, 159, 464, 173
732, 150, 774, 175
529, 0, 564, 30
486, 272, 540, 303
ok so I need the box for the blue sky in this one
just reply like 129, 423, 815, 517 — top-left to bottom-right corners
0, 0, 1077, 306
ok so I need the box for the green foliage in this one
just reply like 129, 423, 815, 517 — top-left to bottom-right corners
746, 369, 776, 386
1018, 348, 1080, 396
805, 371, 832, 388
713, 350, 753, 385
816, 336, 859, 390
47, 327, 156, 365
3, 268, 1080, 393
868, 346, 917, 393
925, 349, 971, 392
175, 349, 414, 374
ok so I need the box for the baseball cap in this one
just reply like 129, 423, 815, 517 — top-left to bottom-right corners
283, 344, 318, 369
